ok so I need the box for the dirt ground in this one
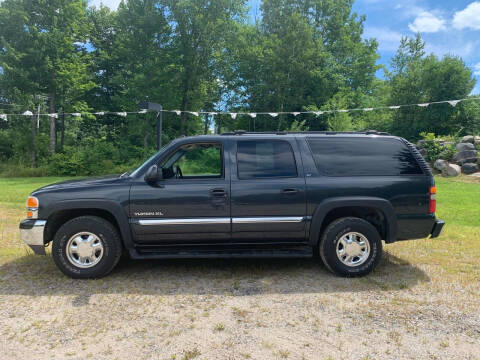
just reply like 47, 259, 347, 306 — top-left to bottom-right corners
0, 250, 479, 360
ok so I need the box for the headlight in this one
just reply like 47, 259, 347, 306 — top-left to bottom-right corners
26, 196, 39, 219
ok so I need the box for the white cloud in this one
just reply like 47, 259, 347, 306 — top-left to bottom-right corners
474, 62, 480, 76
89, 0, 121, 10
408, 11, 446, 33
363, 26, 403, 52
425, 40, 477, 59
453, 2, 480, 30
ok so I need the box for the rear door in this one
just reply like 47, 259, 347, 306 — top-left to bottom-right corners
230, 138, 307, 243
129, 140, 231, 244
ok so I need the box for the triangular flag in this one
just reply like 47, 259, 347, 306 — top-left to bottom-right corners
269, 113, 278, 117
138, 109, 147, 114
248, 113, 257, 118
363, 108, 373, 111
95, 112, 105, 116
208, 112, 218, 116
447, 100, 461, 107
22, 111, 33, 116
230, 113, 237, 119
313, 111, 323, 116
418, 103, 429, 107
173, 110, 181, 115
189, 112, 199, 117
338, 109, 348, 113
71, 113, 81, 117
292, 112, 300, 116
116, 112, 127, 117
389, 106, 400, 109
49, 113, 58, 118
0, 114, 7, 121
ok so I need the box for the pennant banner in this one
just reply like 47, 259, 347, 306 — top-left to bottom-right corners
0, 97, 478, 121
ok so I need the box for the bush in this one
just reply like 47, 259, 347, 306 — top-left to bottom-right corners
419, 132, 456, 163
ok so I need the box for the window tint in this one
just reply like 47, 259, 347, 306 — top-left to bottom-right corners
160, 143, 222, 179
307, 137, 423, 176
237, 140, 297, 179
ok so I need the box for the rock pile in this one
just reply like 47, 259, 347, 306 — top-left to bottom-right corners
417, 135, 479, 177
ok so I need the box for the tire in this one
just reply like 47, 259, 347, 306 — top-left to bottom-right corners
319, 217, 382, 277
52, 216, 122, 279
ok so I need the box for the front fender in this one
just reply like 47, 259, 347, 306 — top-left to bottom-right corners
308, 197, 397, 245
43, 199, 133, 249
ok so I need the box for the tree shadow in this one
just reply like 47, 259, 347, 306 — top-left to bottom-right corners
0, 251, 429, 307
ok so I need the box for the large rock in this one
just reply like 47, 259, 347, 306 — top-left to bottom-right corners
417, 139, 426, 148
452, 150, 478, 165
433, 159, 448, 171
475, 136, 480, 145
461, 163, 479, 174
442, 163, 461, 177
456, 142, 475, 152
461, 135, 475, 143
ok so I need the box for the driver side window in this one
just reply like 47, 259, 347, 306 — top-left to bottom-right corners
159, 143, 222, 179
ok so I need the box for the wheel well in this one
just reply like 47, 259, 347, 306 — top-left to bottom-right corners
44, 209, 122, 245
319, 206, 387, 240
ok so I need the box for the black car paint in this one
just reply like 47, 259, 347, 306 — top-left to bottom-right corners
29, 134, 440, 256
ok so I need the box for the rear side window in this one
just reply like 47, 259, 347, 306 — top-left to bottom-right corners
307, 137, 423, 176
237, 140, 297, 179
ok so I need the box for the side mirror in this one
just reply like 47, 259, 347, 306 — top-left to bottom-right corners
144, 165, 163, 183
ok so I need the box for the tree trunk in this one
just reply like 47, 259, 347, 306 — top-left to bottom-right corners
30, 113, 37, 167
60, 110, 65, 151
203, 113, 209, 135
49, 92, 56, 154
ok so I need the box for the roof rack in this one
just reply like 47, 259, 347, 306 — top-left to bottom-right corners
220, 130, 391, 136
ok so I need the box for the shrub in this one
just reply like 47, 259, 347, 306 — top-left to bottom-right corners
419, 132, 456, 163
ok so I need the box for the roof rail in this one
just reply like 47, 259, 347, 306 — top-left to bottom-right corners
220, 130, 391, 136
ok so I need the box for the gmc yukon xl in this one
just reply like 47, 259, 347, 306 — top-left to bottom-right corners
19, 131, 444, 278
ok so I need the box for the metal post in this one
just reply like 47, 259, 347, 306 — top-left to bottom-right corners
157, 106, 162, 150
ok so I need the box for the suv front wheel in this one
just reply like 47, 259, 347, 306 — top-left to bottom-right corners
52, 216, 123, 279
319, 217, 382, 277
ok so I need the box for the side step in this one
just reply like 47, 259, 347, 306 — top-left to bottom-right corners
129, 246, 313, 260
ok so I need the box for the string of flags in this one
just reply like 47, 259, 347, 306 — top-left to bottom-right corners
0, 97, 478, 122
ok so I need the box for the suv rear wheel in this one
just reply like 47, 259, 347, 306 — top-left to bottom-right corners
319, 217, 382, 277
52, 216, 122, 279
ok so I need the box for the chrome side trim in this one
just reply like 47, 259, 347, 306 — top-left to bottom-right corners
138, 218, 231, 226
232, 216, 305, 224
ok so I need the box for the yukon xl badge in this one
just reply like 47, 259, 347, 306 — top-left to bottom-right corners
134, 211, 164, 217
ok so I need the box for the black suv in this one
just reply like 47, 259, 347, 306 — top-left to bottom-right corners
19, 131, 444, 278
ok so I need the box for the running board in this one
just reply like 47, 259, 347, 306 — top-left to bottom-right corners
129, 246, 313, 260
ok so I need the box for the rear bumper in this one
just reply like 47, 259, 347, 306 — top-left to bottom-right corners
430, 219, 445, 238
19, 219, 47, 255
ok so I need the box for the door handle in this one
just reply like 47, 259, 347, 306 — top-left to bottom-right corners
210, 188, 227, 197
282, 188, 298, 194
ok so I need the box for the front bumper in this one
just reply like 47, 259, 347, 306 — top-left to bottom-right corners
430, 219, 445, 238
19, 219, 47, 255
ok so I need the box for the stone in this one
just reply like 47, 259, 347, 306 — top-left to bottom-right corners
475, 136, 480, 145
433, 159, 448, 171
455, 142, 475, 152
417, 139, 426, 148
442, 163, 461, 177
461, 163, 479, 174
418, 148, 426, 157
452, 150, 478, 165
461, 135, 475, 143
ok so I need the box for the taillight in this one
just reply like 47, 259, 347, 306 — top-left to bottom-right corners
26, 196, 39, 219
429, 186, 436, 214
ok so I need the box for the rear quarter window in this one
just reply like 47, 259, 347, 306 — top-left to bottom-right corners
307, 137, 423, 176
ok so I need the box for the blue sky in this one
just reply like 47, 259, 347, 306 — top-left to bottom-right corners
90, 0, 480, 94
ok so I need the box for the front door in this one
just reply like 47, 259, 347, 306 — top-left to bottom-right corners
130, 141, 231, 244
230, 138, 307, 243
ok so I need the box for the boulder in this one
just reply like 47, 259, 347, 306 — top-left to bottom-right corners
461, 135, 475, 144
455, 142, 475, 152
475, 136, 480, 145
461, 163, 479, 174
433, 159, 448, 171
452, 150, 478, 165
442, 163, 461, 177
417, 139, 426, 148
